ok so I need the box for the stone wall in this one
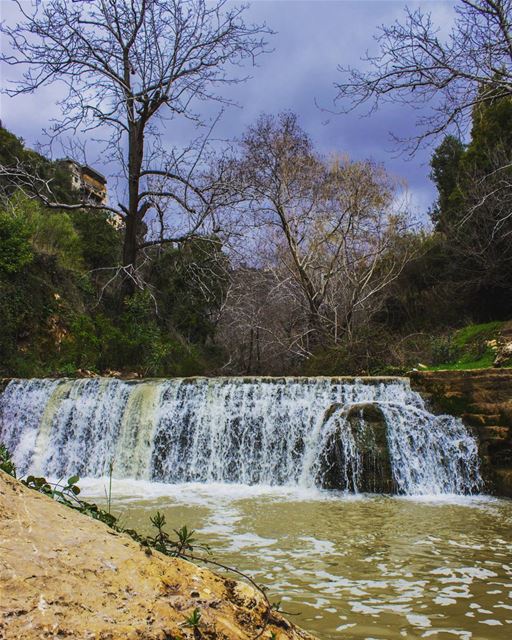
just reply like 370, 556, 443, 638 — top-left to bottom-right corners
410, 369, 512, 497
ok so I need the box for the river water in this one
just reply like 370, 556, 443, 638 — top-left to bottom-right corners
3, 377, 510, 637
80, 479, 512, 640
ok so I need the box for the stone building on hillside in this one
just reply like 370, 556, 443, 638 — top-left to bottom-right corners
61, 158, 108, 206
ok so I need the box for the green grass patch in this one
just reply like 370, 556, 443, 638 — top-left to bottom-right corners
424, 321, 507, 371
451, 321, 503, 349
426, 355, 495, 371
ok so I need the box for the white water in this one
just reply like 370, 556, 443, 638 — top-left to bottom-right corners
0, 377, 483, 495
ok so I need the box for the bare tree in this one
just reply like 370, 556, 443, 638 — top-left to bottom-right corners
216, 267, 304, 374
335, 0, 512, 151
0, 0, 270, 291
226, 112, 412, 361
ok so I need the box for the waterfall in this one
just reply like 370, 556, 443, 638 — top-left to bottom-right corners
0, 377, 483, 495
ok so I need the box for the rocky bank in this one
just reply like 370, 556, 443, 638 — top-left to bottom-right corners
0, 471, 317, 640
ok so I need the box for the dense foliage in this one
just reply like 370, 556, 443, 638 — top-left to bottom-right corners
0, 127, 227, 377
1, 93, 511, 378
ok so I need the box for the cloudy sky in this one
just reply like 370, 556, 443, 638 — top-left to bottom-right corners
0, 1, 457, 219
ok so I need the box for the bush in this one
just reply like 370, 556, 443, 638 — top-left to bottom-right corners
429, 336, 460, 366
0, 209, 33, 274
71, 209, 122, 271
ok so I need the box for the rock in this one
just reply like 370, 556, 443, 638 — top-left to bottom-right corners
500, 400, 512, 425
0, 471, 316, 640
494, 468, 512, 495
123, 371, 142, 380
104, 369, 123, 378
494, 321, 512, 368
476, 426, 510, 442
318, 402, 394, 493
494, 341, 512, 367
462, 413, 502, 427
75, 368, 99, 378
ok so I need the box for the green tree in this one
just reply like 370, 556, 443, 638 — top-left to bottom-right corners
71, 210, 122, 271
0, 126, 25, 167
429, 92, 512, 318
463, 93, 512, 173
149, 238, 228, 345
7, 193, 83, 271
0, 125, 74, 203
429, 136, 465, 232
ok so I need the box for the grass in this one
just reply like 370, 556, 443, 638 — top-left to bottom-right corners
423, 321, 509, 371
452, 321, 503, 349
427, 356, 495, 371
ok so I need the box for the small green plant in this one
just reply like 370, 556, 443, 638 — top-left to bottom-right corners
184, 607, 201, 629
0, 443, 16, 477
24, 473, 82, 505
145, 514, 207, 558
148, 511, 171, 553
430, 335, 459, 366
183, 607, 202, 639
174, 525, 197, 555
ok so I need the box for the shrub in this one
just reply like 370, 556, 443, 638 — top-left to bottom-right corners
430, 336, 459, 366
0, 209, 33, 274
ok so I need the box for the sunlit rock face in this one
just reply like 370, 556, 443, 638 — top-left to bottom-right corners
0, 471, 316, 640
0, 376, 482, 496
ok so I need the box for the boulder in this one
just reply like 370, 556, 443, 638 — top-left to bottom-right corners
494, 321, 512, 368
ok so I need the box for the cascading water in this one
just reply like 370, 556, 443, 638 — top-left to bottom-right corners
0, 377, 483, 495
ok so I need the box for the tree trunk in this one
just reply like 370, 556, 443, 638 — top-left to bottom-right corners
122, 216, 139, 271
121, 118, 145, 298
